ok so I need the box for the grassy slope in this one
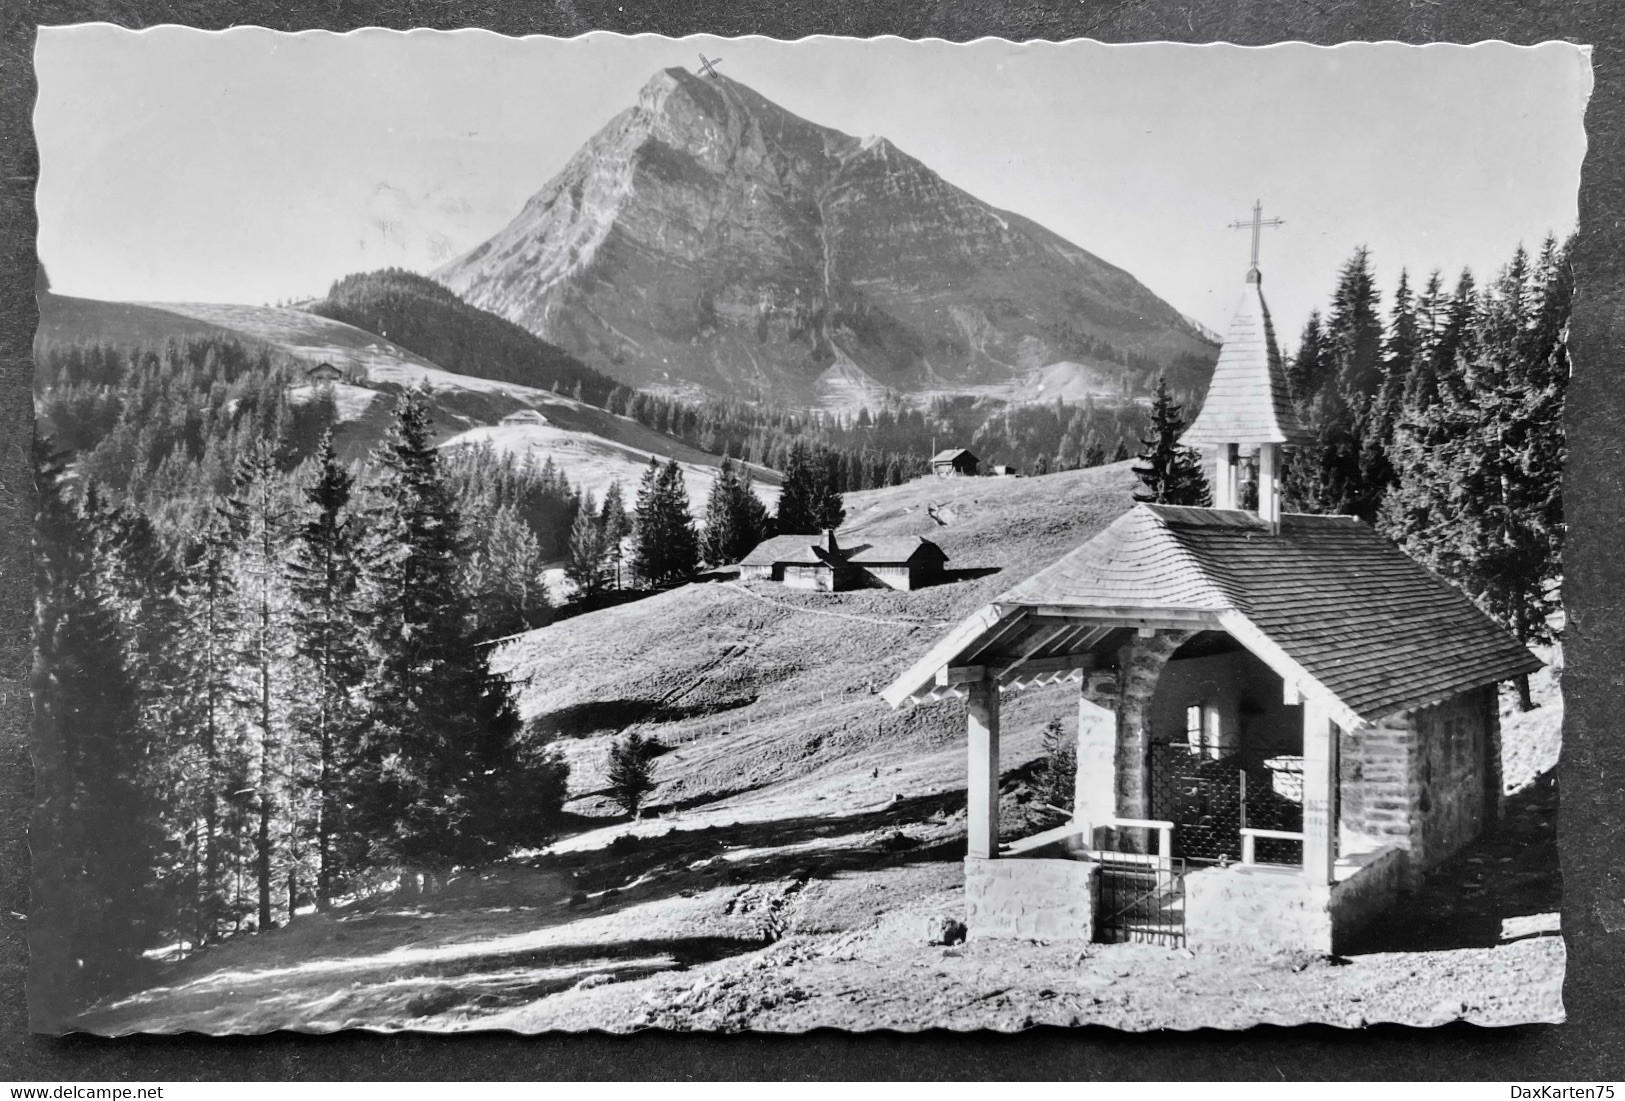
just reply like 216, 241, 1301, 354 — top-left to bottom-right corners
495, 462, 1141, 833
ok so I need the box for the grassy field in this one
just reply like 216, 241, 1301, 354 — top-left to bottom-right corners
67, 463, 1566, 1034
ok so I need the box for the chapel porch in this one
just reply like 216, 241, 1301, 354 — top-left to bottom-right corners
892, 612, 1409, 954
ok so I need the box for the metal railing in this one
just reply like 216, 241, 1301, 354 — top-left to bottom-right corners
1239, 826, 1304, 865
1099, 816, 1175, 868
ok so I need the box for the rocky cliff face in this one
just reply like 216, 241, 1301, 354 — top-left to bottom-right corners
435, 67, 1215, 408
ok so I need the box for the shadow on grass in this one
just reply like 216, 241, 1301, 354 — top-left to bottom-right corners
1343, 769, 1561, 954
527, 695, 756, 740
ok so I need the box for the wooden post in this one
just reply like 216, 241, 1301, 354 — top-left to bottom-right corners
966, 679, 1001, 860
1258, 442, 1281, 531
1301, 696, 1338, 886
1213, 444, 1239, 510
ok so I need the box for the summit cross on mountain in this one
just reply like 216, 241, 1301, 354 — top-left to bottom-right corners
432, 66, 1218, 411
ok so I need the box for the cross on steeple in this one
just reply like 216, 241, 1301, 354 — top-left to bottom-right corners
1229, 199, 1284, 280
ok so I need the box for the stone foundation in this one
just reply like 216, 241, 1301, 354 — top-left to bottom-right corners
963, 857, 1098, 941
1184, 846, 1404, 954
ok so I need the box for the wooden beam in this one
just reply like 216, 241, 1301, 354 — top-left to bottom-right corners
960, 609, 1032, 666
1301, 696, 1338, 887
992, 624, 1070, 682
999, 652, 1096, 682
937, 664, 985, 687
966, 680, 1001, 860
1003, 604, 1222, 630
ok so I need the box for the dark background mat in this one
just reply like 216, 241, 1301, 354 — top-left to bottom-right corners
2, 0, 1619, 1081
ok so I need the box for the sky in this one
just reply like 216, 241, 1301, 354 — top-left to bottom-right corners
35, 28, 1590, 335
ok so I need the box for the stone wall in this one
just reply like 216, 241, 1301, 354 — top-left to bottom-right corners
1413, 685, 1498, 872
1337, 686, 1497, 886
963, 857, 1098, 941
1326, 845, 1405, 946
1184, 847, 1405, 955
1184, 863, 1333, 953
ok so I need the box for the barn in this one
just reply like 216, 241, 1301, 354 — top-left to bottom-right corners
932, 449, 980, 478
739, 531, 947, 592
500, 409, 550, 427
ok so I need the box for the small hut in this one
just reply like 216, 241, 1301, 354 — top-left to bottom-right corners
932, 449, 980, 478
305, 361, 344, 384
500, 409, 550, 427
739, 530, 947, 591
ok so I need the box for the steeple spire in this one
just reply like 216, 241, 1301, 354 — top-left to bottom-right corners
1182, 207, 1311, 531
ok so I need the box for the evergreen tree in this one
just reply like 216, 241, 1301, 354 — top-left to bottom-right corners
701, 458, 773, 565
1083, 440, 1108, 468
286, 433, 368, 908
1110, 439, 1130, 464
472, 503, 551, 634
221, 438, 295, 929
607, 732, 657, 817
31, 447, 168, 1020
1287, 247, 1388, 520
630, 458, 700, 586
1132, 375, 1211, 506
565, 495, 610, 599
358, 391, 527, 873
599, 479, 630, 589
774, 440, 822, 535
173, 511, 245, 942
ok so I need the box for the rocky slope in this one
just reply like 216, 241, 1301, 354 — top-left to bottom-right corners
434, 68, 1216, 409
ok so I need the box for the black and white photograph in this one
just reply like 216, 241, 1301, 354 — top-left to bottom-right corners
28, 28, 1587, 1035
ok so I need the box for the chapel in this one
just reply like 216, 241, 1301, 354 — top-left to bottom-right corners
881, 250, 1541, 952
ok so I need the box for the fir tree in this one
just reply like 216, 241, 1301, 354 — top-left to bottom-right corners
31, 447, 168, 1019
774, 441, 821, 535
607, 732, 657, 817
172, 510, 245, 942
358, 390, 525, 873
565, 495, 610, 599
599, 479, 630, 589
473, 503, 550, 634
1132, 375, 1211, 506
630, 458, 700, 586
701, 458, 772, 565
286, 433, 367, 908
1289, 247, 1388, 520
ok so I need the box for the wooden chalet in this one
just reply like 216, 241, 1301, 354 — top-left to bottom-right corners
882, 250, 1541, 952
305, 361, 344, 383
500, 408, 550, 427
932, 448, 979, 478
740, 530, 947, 592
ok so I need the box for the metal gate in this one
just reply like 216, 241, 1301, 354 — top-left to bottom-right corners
1149, 744, 1305, 865
1095, 853, 1186, 947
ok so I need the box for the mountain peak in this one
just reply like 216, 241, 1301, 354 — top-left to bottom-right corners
435, 71, 1215, 409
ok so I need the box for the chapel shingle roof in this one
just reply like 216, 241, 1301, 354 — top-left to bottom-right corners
1182, 276, 1312, 446
998, 504, 1539, 720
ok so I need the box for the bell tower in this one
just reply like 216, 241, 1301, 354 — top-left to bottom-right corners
1181, 201, 1310, 530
